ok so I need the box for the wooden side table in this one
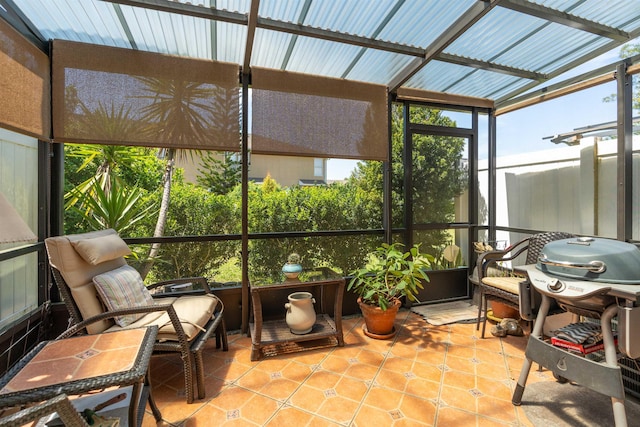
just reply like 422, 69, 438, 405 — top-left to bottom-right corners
0, 327, 160, 426
249, 268, 345, 361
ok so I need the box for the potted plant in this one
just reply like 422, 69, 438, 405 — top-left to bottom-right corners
348, 243, 430, 339
282, 252, 303, 279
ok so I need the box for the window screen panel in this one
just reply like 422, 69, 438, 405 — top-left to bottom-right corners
52, 40, 240, 151
251, 67, 388, 161
0, 19, 50, 140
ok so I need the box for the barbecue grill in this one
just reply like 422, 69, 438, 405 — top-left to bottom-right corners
511, 236, 640, 427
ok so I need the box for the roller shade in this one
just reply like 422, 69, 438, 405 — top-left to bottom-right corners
52, 40, 240, 151
251, 67, 388, 161
0, 19, 50, 140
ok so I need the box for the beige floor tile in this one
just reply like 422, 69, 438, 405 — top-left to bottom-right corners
144, 313, 582, 427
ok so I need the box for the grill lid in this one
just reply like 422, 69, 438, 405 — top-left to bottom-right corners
536, 237, 640, 284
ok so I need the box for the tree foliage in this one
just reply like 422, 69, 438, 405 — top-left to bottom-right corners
64, 102, 468, 282
352, 104, 467, 255
63, 144, 163, 236
130, 182, 240, 281
196, 152, 241, 195
66, 176, 157, 234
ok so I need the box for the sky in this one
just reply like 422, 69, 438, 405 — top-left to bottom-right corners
326, 42, 636, 181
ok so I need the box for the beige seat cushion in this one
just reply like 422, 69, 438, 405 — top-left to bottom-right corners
481, 276, 522, 294
107, 294, 219, 342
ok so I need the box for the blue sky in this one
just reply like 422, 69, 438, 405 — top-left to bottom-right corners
327, 43, 636, 180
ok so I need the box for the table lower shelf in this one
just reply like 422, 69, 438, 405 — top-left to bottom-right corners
249, 314, 343, 360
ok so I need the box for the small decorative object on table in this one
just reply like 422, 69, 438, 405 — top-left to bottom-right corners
282, 252, 303, 279
285, 292, 316, 334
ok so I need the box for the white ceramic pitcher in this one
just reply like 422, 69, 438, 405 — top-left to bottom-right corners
285, 292, 316, 334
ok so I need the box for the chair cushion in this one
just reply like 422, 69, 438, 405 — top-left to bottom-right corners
106, 295, 218, 342
93, 265, 154, 327
71, 233, 131, 265
481, 276, 521, 294
45, 229, 127, 334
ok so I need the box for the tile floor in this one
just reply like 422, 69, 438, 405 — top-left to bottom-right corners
144, 310, 557, 426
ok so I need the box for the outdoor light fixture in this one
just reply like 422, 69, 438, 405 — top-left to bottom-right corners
0, 191, 37, 244
546, 116, 640, 146
549, 134, 582, 146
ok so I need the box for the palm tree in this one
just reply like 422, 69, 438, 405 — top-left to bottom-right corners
64, 96, 151, 227
134, 77, 224, 278
67, 176, 157, 234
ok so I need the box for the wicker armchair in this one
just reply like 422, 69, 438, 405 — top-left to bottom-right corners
475, 231, 574, 338
45, 229, 228, 404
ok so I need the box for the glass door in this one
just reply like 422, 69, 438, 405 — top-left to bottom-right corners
407, 127, 472, 302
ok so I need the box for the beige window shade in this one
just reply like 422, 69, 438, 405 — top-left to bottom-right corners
0, 19, 50, 140
251, 67, 388, 161
52, 40, 240, 151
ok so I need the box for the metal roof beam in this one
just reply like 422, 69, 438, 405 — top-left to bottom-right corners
103, 0, 248, 25
111, 3, 137, 49
387, 0, 501, 92
437, 52, 547, 80
280, 0, 313, 70
102, 0, 426, 56
257, 16, 424, 56
499, 0, 629, 42
243, 0, 259, 71
341, 0, 406, 79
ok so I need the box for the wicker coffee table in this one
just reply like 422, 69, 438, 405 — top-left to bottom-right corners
249, 268, 345, 361
0, 326, 160, 426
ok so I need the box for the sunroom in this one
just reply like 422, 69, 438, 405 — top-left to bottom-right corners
1, 1, 640, 425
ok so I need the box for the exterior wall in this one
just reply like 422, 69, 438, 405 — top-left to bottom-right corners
249, 155, 326, 187
478, 135, 640, 246
175, 152, 327, 187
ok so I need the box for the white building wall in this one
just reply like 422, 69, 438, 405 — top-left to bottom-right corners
479, 135, 640, 246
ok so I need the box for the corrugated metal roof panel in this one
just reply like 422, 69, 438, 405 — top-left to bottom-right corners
346, 49, 417, 85
377, 0, 477, 47
217, 21, 248, 64
15, 0, 130, 48
303, 0, 398, 37
537, 0, 640, 29
282, 34, 362, 77
258, 0, 306, 23
6, 0, 640, 104
250, 28, 294, 69
407, 60, 527, 100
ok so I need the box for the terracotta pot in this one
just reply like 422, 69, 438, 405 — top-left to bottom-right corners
490, 301, 519, 320
358, 297, 401, 339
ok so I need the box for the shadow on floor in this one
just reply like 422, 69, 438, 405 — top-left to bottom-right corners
520, 380, 640, 427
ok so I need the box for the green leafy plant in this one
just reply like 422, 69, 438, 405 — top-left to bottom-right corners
66, 176, 157, 234
348, 243, 431, 310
